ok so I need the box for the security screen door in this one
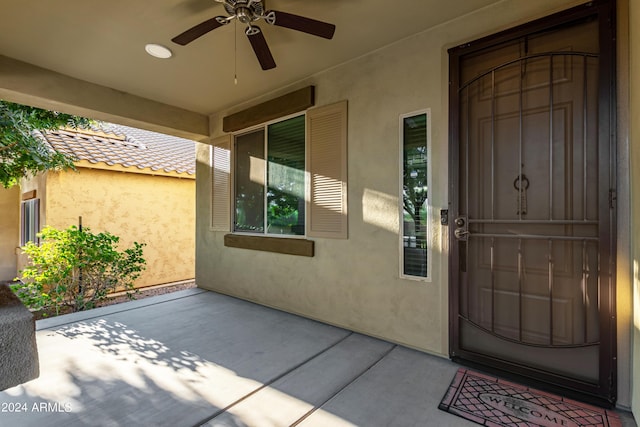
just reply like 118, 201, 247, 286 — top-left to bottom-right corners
448, 1, 616, 405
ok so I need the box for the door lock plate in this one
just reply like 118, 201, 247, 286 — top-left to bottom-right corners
440, 209, 449, 226
454, 215, 469, 241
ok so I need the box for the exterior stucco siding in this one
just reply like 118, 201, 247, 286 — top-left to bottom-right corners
190, 0, 634, 409
45, 168, 195, 288
0, 186, 19, 282
198, 0, 588, 349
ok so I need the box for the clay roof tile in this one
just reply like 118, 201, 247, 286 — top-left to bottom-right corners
41, 122, 196, 175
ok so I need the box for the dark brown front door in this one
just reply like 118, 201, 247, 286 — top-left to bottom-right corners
448, 1, 616, 405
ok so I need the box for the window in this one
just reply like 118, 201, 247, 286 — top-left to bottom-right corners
211, 100, 348, 255
21, 198, 40, 245
234, 115, 306, 236
400, 110, 430, 279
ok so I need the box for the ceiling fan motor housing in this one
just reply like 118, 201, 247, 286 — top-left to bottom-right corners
224, 0, 264, 23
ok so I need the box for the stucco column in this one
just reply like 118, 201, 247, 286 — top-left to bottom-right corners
0, 285, 39, 390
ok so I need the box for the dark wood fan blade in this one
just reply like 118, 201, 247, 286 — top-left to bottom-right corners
172, 16, 227, 45
246, 26, 276, 70
266, 10, 335, 39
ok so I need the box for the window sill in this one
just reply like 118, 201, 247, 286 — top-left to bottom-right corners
224, 234, 314, 257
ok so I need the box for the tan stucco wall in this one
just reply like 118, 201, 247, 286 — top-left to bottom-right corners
0, 185, 20, 281
43, 168, 195, 288
629, 0, 640, 418
198, 0, 603, 360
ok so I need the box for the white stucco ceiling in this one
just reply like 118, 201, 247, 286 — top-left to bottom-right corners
0, 0, 501, 116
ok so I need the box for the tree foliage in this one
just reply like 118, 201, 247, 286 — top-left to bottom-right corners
403, 145, 428, 228
0, 100, 91, 188
11, 226, 146, 316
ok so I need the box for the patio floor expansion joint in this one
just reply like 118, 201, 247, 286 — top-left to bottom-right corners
191, 331, 356, 427
290, 344, 399, 427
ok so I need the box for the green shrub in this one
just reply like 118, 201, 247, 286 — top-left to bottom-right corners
11, 225, 146, 316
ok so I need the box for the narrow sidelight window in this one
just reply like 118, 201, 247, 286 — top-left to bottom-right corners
400, 111, 430, 279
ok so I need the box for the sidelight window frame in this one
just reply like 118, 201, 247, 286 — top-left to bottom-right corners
399, 109, 432, 281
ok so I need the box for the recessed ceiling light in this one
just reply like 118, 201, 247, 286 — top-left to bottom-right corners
145, 44, 172, 59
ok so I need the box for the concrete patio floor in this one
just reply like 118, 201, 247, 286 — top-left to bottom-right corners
0, 288, 636, 427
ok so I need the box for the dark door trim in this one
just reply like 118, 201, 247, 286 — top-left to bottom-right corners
447, 0, 617, 406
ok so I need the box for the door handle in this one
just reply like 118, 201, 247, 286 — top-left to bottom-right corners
455, 229, 470, 239
454, 215, 469, 241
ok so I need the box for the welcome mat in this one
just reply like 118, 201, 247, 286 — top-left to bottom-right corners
438, 369, 621, 427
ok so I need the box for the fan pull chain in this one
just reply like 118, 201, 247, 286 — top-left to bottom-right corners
234, 20, 238, 85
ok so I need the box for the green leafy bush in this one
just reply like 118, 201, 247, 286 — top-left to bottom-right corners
11, 225, 146, 316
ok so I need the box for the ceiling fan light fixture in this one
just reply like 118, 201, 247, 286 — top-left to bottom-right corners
145, 43, 173, 59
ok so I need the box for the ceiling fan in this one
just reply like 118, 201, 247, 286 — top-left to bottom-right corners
172, 0, 336, 70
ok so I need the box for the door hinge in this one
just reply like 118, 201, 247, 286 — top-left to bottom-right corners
609, 189, 617, 209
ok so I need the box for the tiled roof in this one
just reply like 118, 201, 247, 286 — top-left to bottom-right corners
40, 122, 196, 175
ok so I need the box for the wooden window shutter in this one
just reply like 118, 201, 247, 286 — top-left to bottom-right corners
211, 135, 231, 231
307, 100, 348, 238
